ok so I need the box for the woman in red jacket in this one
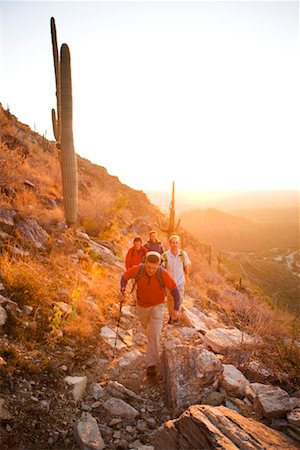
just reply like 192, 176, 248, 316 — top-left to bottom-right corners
125, 236, 148, 270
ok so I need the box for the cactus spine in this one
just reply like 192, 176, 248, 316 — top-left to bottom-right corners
51, 17, 77, 226
157, 181, 180, 238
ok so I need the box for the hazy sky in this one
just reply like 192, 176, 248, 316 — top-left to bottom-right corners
0, 1, 299, 194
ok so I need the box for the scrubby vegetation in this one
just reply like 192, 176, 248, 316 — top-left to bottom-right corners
0, 103, 299, 448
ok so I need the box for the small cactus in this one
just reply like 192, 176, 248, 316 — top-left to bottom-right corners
208, 244, 212, 265
217, 251, 222, 270
236, 277, 242, 292
157, 181, 180, 238
50, 17, 77, 226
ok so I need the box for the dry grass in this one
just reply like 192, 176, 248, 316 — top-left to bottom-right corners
78, 188, 114, 237
0, 143, 25, 195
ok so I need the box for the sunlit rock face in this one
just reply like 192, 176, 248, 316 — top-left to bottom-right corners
163, 343, 223, 416
154, 404, 299, 450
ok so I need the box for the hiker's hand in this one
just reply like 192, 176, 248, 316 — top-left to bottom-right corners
171, 309, 180, 321
119, 289, 126, 300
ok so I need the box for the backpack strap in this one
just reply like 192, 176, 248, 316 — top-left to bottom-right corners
162, 252, 168, 269
131, 263, 144, 293
156, 266, 165, 290
179, 250, 187, 274
131, 264, 165, 293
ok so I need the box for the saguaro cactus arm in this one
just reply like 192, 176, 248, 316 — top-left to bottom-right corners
51, 17, 61, 141
156, 181, 180, 238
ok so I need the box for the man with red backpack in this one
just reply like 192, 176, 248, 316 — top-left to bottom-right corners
125, 236, 148, 270
120, 251, 179, 378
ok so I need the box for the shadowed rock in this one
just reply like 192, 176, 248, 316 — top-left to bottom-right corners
74, 412, 105, 450
14, 216, 49, 249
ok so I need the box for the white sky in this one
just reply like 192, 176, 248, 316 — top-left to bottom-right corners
0, 0, 299, 194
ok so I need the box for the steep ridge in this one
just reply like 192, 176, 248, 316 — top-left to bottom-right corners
0, 105, 299, 449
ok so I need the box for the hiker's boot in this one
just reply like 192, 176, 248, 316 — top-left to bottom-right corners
168, 316, 173, 325
146, 365, 157, 378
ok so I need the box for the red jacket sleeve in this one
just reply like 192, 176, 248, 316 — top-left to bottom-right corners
123, 265, 140, 283
125, 248, 132, 270
121, 265, 140, 291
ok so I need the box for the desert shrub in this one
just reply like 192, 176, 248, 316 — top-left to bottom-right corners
0, 252, 53, 307
0, 143, 24, 195
78, 189, 114, 236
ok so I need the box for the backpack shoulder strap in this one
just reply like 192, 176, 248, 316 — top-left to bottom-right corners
179, 250, 187, 273
156, 266, 165, 289
162, 252, 168, 268
131, 263, 144, 293
179, 249, 184, 264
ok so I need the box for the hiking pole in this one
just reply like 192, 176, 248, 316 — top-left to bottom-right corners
114, 291, 125, 356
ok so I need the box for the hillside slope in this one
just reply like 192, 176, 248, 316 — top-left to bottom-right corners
0, 105, 299, 449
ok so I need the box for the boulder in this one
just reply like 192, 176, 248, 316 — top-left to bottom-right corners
154, 404, 299, 449
221, 364, 250, 399
163, 343, 223, 416
74, 412, 105, 450
65, 376, 87, 403
254, 386, 292, 419
14, 216, 49, 249
203, 327, 256, 354
0, 208, 16, 234
244, 360, 274, 383
118, 351, 143, 369
0, 398, 12, 420
106, 380, 143, 402
100, 326, 127, 350
103, 397, 139, 419
181, 306, 220, 333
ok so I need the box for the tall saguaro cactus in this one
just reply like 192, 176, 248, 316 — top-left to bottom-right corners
157, 181, 180, 238
51, 17, 77, 226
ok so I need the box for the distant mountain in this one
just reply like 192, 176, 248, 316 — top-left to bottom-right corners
147, 189, 299, 214
180, 207, 299, 252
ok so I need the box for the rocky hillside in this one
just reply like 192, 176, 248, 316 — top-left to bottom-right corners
0, 104, 299, 449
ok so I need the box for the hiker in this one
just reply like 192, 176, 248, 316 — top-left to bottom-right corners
120, 251, 180, 377
125, 236, 148, 270
143, 230, 165, 255
162, 234, 192, 322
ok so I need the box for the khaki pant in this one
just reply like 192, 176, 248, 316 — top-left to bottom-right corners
136, 303, 165, 367
167, 283, 185, 316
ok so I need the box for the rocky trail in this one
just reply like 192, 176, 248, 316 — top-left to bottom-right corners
2, 290, 299, 450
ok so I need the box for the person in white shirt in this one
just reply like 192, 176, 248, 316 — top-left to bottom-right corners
162, 234, 192, 323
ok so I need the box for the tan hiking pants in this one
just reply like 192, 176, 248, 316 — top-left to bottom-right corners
136, 303, 165, 367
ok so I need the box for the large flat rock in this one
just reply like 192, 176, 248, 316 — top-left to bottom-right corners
154, 404, 299, 449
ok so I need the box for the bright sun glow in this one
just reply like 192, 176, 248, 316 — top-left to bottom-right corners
1, 1, 299, 194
